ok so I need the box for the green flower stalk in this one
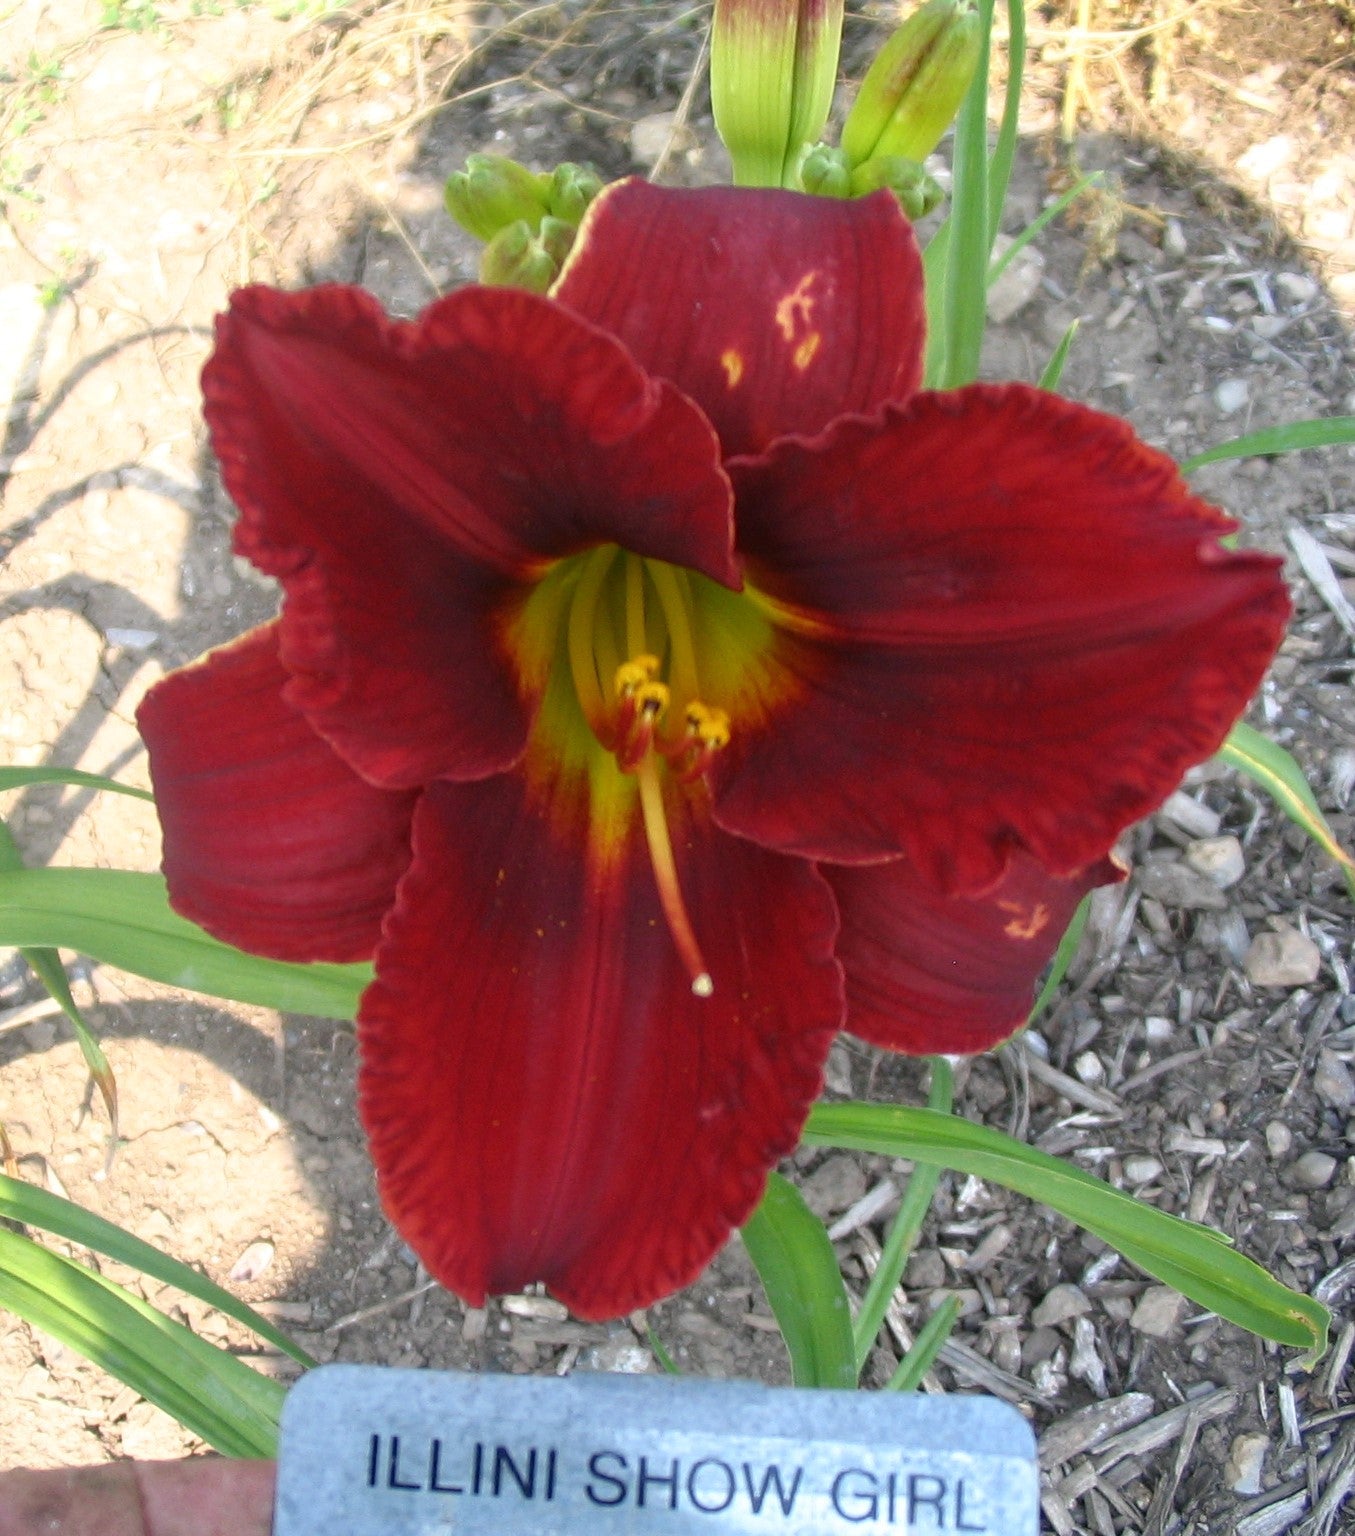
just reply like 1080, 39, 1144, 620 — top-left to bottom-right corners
841, 0, 981, 169
712, 0, 846, 188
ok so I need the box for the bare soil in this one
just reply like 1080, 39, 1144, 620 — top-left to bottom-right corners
3, 2, 1355, 1531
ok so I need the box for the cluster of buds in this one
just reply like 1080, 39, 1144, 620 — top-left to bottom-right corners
444, 157, 604, 292
712, 0, 980, 217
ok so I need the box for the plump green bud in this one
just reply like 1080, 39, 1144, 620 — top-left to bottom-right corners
849, 154, 945, 218
445, 154, 552, 243
841, 0, 981, 168
712, 0, 846, 188
799, 144, 853, 198
547, 163, 604, 226
478, 217, 576, 293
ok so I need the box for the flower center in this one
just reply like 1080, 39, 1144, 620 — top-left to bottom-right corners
564, 546, 733, 999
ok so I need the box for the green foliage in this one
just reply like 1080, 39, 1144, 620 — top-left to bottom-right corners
805, 1104, 1329, 1356
742, 1173, 856, 1388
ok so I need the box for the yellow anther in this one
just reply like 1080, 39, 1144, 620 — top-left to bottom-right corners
614, 654, 660, 698
636, 680, 671, 719
686, 701, 731, 751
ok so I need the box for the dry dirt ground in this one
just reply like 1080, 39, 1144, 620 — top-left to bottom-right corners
3, 1, 1355, 1531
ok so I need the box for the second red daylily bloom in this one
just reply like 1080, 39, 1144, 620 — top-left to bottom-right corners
137, 179, 1289, 1319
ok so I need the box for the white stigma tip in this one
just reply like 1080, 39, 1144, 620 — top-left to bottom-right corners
691, 973, 714, 999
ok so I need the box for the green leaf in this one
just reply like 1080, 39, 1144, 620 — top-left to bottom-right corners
0, 765, 156, 802
1219, 721, 1355, 899
0, 1228, 284, 1456
938, 0, 993, 388
985, 0, 1025, 244
742, 1172, 856, 1388
1181, 416, 1355, 474
1037, 318, 1080, 393
852, 1058, 953, 1371
1028, 890, 1090, 1022
988, 174, 1100, 287
887, 1294, 960, 1392
804, 1103, 1329, 1354
0, 1172, 314, 1366
0, 822, 118, 1141
0, 867, 367, 1018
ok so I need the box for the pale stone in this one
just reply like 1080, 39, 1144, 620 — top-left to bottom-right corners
1129, 1286, 1185, 1337
1314, 1048, 1355, 1111
987, 235, 1045, 324
1185, 835, 1246, 890
1265, 1120, 1294, 1158
1244, 925, 1322, 987
1215, 378, 1250, 415
1138, 859, 1228, 911
1124, 1155, 1164, 1185
1031, 1283, 1092, 1329
1226, 1432, 1269, 1495
1287, 1151, 1338, 1190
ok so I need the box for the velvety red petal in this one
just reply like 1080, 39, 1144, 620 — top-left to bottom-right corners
205, 283, 735, 788
358, 769, 843, 1319
826, 853, 1121, 1056
553, 179, 924, 457
714, 384, 1290, 889
137, 624, 415, 963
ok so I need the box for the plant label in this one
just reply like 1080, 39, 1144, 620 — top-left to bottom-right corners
274, 1363, 1038, 1534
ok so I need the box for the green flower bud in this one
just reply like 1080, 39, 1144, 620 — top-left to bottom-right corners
799, 143, 853, 199
848, 154, 945, 218
478, 217, 577, 293
445, 154, 552, 244
547, 163, 604, 226
712, 0, 845, 188
841, 0, 981, 169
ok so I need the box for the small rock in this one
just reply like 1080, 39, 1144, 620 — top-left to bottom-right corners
987, 235, 1045, 324
1287, 1150, 1338, 1190
228, 1240, 275, 1284
501, 1294, 569, 1321
22, 1018, 58, 1051
801, 1153, 867, 1219
1215, 378, 1250, 415
1031, 1283, 1092, 1329
1144, 1015, 1174, 1043
574, 1339, 653, 1374
629, 112, 689, 169
1124, 1155, 1163, 1185
1265, 1120, 1293, 1158
1314, 1049, 1355, 1111
1138, 859, 1228, 910
1225, 1432, 1269, 1496
1185, 835, 1246, 890
1129, 1285, 1186, 1337
1274, 271, 1318, 307
461, 1307, 488, 1342
104, 626, 159, 650
1162, 217, 1188, 258
1159, 791, 1222, 838
905, 1249, 946, 1290
1244, 925, 1321, 987
1073, 1051, 1105, 1084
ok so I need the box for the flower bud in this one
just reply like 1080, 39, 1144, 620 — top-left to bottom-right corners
478, 217, 577, 293
840, 0, 981, 169
445, 154, 552, 244
848, 154, 945, 218
712, 0, 845, 188
798, 144, 853, 199
546, 163, 604, 226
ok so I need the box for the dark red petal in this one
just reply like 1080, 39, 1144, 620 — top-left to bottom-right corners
137, 624, 415, 963
715, 384, 1291, 889
358, 770, 843, 1319
553, 179, 924, 458
205, 283, 735, 788
826, 853, 1121, 1056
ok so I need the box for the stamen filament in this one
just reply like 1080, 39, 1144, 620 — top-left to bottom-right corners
635, 757, 714, 998
645, 558, 700, 710
625, 554, 648, 661
567, 545, 619, 734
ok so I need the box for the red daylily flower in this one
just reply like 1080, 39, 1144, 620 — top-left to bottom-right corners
137, 179, 1289, 1319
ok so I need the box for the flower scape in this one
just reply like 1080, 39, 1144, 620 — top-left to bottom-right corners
137, 178, 1290, 1320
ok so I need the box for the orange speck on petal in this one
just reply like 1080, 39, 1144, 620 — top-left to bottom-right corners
793, 332, 822, 371
720, 348, 745, 388
998, 900, 1051, 941
774, 272, 820, 342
